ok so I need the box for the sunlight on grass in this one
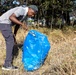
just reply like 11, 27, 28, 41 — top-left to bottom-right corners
0, 26, 76, 75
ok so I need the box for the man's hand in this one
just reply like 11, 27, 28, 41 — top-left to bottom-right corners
21, 23, 28, 31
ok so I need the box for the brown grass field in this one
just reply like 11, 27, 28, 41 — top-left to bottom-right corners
0, 26, 76, 75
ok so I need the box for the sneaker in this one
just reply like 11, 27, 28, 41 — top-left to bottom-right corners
2, 65, 18, 70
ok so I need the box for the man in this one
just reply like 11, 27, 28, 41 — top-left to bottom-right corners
0, 5, 38, 70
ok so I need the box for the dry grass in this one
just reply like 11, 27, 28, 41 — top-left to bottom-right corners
0, 26, 76, 75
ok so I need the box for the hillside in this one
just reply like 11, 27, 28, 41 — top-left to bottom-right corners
0, 26, 76, 75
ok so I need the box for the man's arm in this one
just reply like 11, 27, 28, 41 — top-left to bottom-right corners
9, 13, 23, 25
9, 13, 28, 30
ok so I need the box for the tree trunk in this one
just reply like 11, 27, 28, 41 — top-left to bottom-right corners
51, 8, 54, 30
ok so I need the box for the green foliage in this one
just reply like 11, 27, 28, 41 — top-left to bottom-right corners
26, 0, 74, 16
1, 0, 75, 27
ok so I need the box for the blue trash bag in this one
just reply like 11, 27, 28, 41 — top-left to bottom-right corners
22, 30, 51, 71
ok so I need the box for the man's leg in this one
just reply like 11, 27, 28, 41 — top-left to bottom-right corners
1, 29, 14, 67
0, 24, 18, 70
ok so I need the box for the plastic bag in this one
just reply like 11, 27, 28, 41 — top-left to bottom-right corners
22, 30, 51, 71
